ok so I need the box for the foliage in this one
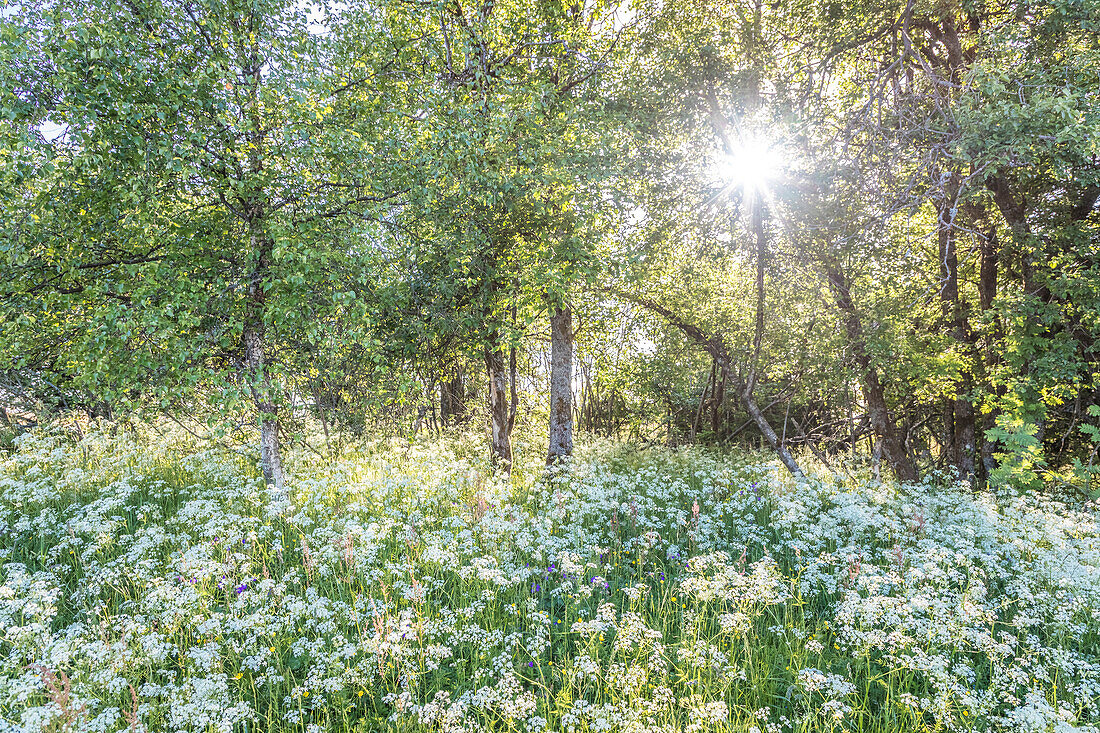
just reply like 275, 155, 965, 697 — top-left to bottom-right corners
0, 0, 404, 423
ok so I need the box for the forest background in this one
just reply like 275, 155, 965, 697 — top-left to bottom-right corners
2, 0, 1099, 497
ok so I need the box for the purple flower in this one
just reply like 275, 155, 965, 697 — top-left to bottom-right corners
235, 582, 248, 594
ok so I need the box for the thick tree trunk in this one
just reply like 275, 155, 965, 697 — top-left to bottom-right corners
547, 306, 574, 463
243, 324, 286, 497
825, 263, 919, 482
953, 392, 976, 481
485, 344, 512, 469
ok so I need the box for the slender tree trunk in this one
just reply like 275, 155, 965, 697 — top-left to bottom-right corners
692, 359, 714, 441
711, 360, 725, 434
508, 303, 518, 434
485, 344, 512, 469
825, 262, 919, 482
937, 184, 977, 481
978, 225, 1000, 481
740, 378, 804, 478
742, 196, 804, 478
547, 306, 574, 463
239, 48, 286, 500
745, 194, 767, 397
938, 196, 957, 464
313, 383, 330, 448
441, 367, 468, 424
441, 371, 453, 423
508, 345, 518, 433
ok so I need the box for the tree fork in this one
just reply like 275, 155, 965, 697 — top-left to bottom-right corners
824, 263, 919, 482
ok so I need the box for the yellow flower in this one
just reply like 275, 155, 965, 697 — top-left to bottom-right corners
233, 672, 243, 680
357, 690, 364, 698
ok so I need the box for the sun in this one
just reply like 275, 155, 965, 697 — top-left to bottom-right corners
714, 135, 785, 198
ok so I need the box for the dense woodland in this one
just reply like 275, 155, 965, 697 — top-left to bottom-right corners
2, 0, 1099, 494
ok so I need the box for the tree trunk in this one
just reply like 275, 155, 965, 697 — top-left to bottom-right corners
978, 225, 1000, 481
711, 360, 725, 434
871, 438, 882, 481
953, 391, 976, 481
243, 324, 286, 497
938, 195, 957, 465
937, 184, 977, 482
741, 196, 804, 478
508, 343, 518, 433
692, 359, 714, 440
547, 306, 574, 463
239, 53, 285, 500
825, 263, 919, 482
740, 381, 805, 479
485, 344, 512, 469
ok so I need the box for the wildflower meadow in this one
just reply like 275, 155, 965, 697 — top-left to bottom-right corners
1, 426, 1097, 733
5, 0, 1099, 731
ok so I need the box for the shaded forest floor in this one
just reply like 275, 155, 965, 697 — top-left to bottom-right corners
1, 425, 1098, 732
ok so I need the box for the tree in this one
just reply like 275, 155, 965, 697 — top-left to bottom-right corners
377, 0, 622, 469
0, 0, 406, 495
